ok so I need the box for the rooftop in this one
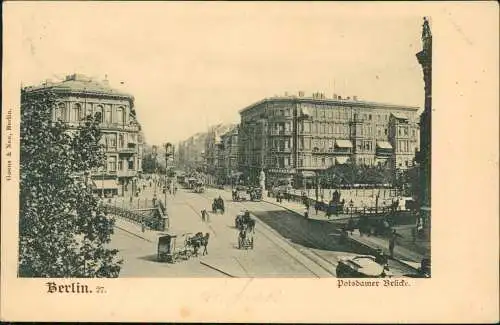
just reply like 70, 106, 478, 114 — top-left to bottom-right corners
239, 93, 419, 114
22, 73, 134, 99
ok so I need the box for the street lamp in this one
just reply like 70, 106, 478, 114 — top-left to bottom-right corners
152, 145, 158, 195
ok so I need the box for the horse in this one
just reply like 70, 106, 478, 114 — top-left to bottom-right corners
246, 219, 256, 233
187, 232, 204, 257
201, 232, 210, 255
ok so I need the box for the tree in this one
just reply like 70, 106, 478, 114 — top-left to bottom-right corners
19, 90, 122, 277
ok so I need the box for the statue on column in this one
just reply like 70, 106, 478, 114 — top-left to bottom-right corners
259, 170, 266, 191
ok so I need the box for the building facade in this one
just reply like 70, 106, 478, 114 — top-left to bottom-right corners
218, 126, 240, 185
178, 132, 208, 171
22, 73, 143, 197
238, 94, 419, 188
204, 123, 237, 183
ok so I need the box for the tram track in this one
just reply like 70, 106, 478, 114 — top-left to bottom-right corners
195, 189, 334, 277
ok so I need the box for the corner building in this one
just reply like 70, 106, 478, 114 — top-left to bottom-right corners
238, 94, 419, 187
22, 74, 143, 196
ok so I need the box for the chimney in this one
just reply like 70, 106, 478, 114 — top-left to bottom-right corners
346, 96, 351, 100
338, 95, 342, 100
353, 95, 358, 101
298, 91, 304, 97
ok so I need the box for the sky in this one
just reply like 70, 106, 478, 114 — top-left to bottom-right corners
11, 2, 426, 146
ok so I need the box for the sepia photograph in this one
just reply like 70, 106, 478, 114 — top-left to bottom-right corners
2, 1, 498, 323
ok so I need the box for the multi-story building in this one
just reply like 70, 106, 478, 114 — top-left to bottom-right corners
238, 93, 419, 188
204, 123, 237, 183
22, 73, 143, 197
178, 132, 208, 171
218, 126, 240, 185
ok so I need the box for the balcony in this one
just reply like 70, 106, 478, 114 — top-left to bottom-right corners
117, 170, 137, 178
269, 130, 293, 136
119, 147, 136, 154
99, 123, 140, 132
272, 147, 292, 153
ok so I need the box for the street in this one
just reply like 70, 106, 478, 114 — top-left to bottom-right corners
109, 186, 417, 277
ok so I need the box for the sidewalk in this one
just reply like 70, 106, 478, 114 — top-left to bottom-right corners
261, 193, 428, 269
113, 216, 164, 243
262, 195, 351, 222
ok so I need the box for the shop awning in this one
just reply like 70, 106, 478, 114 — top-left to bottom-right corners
92, 179, 119, 190
376, 141, 393, 150
391, 112, 408, 120
335, 157, 350, 164
335, 139, 353, 148
301, 171, 316, 177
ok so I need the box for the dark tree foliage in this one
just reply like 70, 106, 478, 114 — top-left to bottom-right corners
321, 164, 394, 187
19, 90, 122, 277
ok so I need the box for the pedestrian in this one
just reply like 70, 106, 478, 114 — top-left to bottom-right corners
389, 229, 397, 258
314, 202, 320, 215
201, 209, 207, 222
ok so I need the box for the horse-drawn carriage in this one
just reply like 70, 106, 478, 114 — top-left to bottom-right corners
235, 211, 256, 250
212, 197, 225, 214
238, 227, 254, 249
157, 233, 193, 263
157, 232, 210, 263
194, 181, 205, 193
249, 187, 262, 201
232, 185, 250, 201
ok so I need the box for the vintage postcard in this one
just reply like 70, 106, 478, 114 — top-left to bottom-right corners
1, 1, 498, 323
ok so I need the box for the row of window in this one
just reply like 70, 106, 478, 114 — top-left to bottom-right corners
106, 156, 139, 172
54, 102, 129, 124
300, 122, 350, 135
99, 132, 138, 149
396, 140, 414, 153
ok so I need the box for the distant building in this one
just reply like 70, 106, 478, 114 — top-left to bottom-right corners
204, 123, 237, 183
178, 132, 208, 171
218, 126, 240, 185
22, 73, 143, 197
238, 94, 419, 188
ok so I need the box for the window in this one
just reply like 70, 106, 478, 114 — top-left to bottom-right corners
128, 158, 135, 170
322, 158, 326, 166
72, 103, 81, 122
298, 159, 303, 167
108, 134, 117, 148
94, 105, 103, 122
118, 160, 123, 171
105, 106, 112, 123
304, 122, 310, 132
108, 156, 117, 171
119, 134, 124, 148
384, 128, 388, 135
404, 127, 408, 136
56, 102, 66, 121
116, 107, 124, 124
284, 157, 290, 166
